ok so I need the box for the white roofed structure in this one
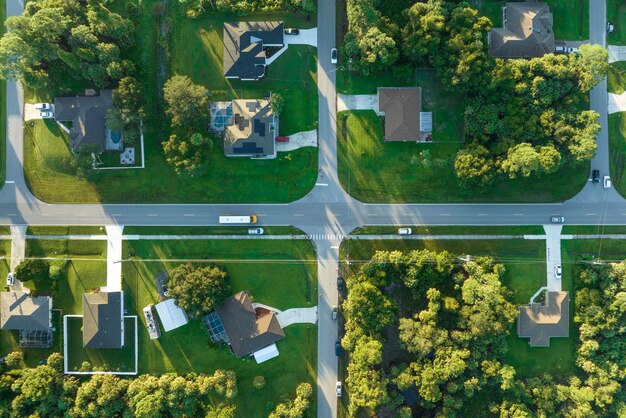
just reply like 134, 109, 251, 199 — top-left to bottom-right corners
155, 299, 189, 332
253, 343, 279, 363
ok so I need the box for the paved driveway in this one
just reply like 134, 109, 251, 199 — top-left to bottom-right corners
609, 45, 626, 63
336, 94, 378, 112
276, 129, 317, 152
608, 91, 626, 114
285, 28, 317, 47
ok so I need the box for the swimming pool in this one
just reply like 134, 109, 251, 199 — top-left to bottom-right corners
111, 131, 122, 144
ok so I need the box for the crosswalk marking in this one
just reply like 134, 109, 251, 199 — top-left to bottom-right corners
308, 234, 344, 241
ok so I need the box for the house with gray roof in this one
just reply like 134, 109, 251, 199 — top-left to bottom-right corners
1, 290, 53, 348
203, 291, 285, 357
517, 291, 569, 347
489, 2, 555, 58
223, 22, 284, 80
54, 90, 118, 152
377, 87, 430, 142
224, 99, 277, 158
82, 291, 124, 349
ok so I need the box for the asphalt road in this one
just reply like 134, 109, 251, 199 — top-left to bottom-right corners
0, 1, 618, 417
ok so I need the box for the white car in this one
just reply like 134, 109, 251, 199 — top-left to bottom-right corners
398, 228, 412, 235
555, 265, 562, 279
604, 176, 612, 189
336, 381, 342, 397
6, 272, 15, 286
34, 103, 52, 110
40, 110, 54, 119
248, 228, 264, 235
331, 48, 338, 64
332, 306, 338, 320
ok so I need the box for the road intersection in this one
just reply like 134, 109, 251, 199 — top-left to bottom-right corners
0, 0, 622, 417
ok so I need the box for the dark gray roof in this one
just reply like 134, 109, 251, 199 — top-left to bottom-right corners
0, 291, 51, 331
378, 87, 422, 141
82, 291, 124, 349
54, 90, 113, 152
517, 291, 569, 347
215, 291, 284, 357
223, 22, 284, 80
224, 99, 276, 157
489, 2, 554, 58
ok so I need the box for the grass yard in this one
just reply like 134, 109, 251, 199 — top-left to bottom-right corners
26, 226, 106, 236
562, 225, 626, 234
472, 0, 588, 40
24, 119, 317, 203
122, 225, 305, 235
338, 109, 589, 203
608, 62, 626, 95
350, 225, 545, 235
0, 311, 63, 368
608, 0, 626, 45
122, 239, 317, 417
609, 112, 626, 196
340, 238, 576, 377
0, 0, 5, 186
65, 316, 136, 373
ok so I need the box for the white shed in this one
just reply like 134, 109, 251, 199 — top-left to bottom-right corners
253, 343, 280, 364
155, 299, 189, 332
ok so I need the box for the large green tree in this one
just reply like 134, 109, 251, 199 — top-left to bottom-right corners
163, 75, 209, 129
166, 263, 230, 319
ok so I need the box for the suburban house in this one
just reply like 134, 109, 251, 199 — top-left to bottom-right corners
204, 291, 285, 362
223, 99, 277, 158
223, 21, 284, 80
54, 89, 123, 152
0, 290, 53, 348
377, 87, 432, 142
82, 291, 125, 349
517, 291, 569, 347
489, 2, 555, 58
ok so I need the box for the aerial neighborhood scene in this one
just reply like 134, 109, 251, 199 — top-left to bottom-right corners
1, 0, 626, 417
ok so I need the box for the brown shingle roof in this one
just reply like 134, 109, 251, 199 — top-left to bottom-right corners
215, 291, 284, 357
489, 2, 555, 58
517, 291, 569, 347
378, 87, 421, 142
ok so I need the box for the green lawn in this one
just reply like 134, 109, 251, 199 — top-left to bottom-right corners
338, 109, 589, 203
350, 225, 545, 235
122, 239, 317, 417
0, 311, 63, 368
472, 0, 588, 40
122, 225, 305, 236
340, 238, 577, 377
26, 226, 106, 235
0, 0, 6, 186
562, 225, 626, 234
609, 112, 626, 196
608, 0, 626, 45
608, 62, 626, 95
65, 316, 136, 373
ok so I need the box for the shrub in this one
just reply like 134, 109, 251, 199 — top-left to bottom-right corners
253, 376, 266, 390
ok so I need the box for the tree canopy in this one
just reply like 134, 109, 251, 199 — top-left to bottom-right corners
167, 263, 230, 319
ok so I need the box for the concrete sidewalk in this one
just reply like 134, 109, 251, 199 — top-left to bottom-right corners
9, 225, 26, 272
608, 91, 626, 114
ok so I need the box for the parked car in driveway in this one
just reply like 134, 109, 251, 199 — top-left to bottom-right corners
555, 265, 562, 279
337, 276, 344, 292
284, 28, 299, 35
248, 228, 264, 235
551, 216, 565, 223
336, 381, 342, 397
34, 103, 52, 110
332, 306, 338, 320
276, 136, 289, 142
6, 272, 15, 286
604, 176, 612, 189
592, 169, 600, 183
331, 48, 338, 64
40, 110, 54, 119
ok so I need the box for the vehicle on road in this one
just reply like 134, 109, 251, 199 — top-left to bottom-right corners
276, 136, 289, 142
398, 228, 412, 235
40, 110, 54, 119
219, 215, 257, 224
551, 216, 565, 223
337, 276, 344, 292
248, 228, 264, 235
336, 381, 342, 397
604, 176, 612, 189
592, 169, 600, 183
335, 340, 342, 356
331, 48, 338, 64
284, 28, 299, 35
6, 272, 15, 286
34, 103, 52, 110
332, 305, 338, 320
555, 265, 562, 279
